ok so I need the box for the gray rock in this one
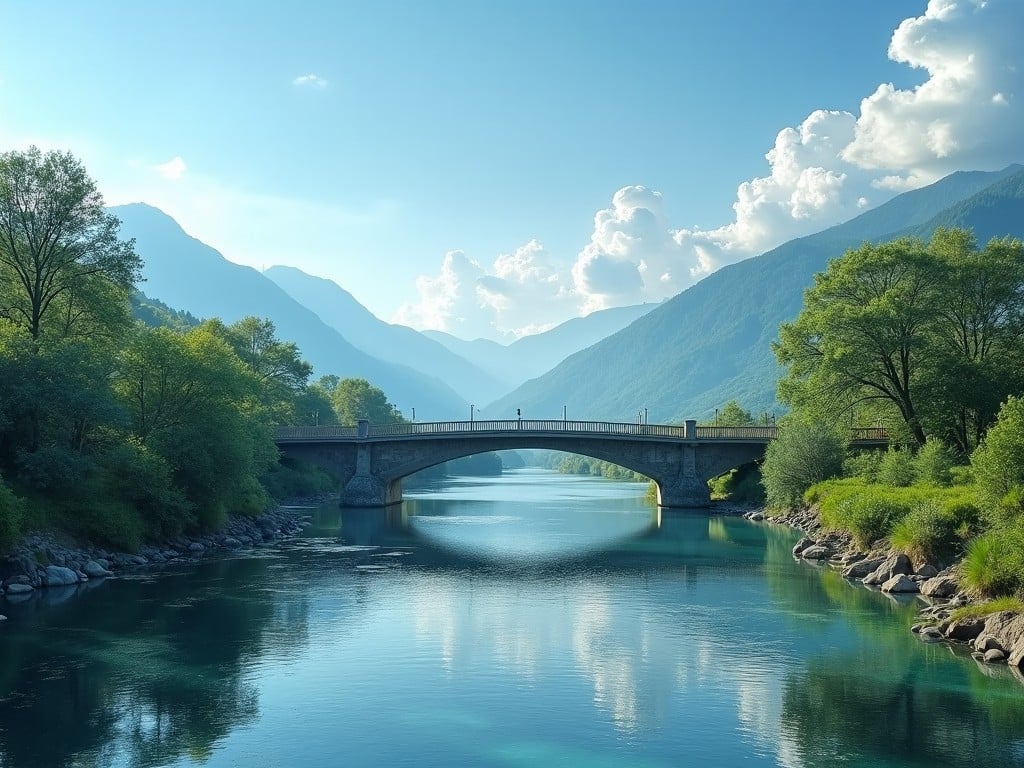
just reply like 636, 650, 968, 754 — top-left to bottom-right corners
943, 617, 985, 641
881, 574, 919, 593
985, 648, 1007, 664
82, 560, 112, 578
920, 575, 959, 598
863, 552, 913, 586
747, 511, 764, 522
842, 556, 886, 580
222, 537, 242, 549
188, 542, 205, 553
42, 565, 79, 587
801, 545, 831, 560
4, 583, 33, 595
920, 626, 944, 642
916, 564, 939, 579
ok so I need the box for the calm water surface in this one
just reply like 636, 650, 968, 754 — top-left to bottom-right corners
2, 469, 1024, 767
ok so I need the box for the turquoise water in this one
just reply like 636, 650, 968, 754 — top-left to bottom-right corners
1, 469, 1023, 767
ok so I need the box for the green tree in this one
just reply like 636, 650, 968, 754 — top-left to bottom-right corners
331, 378, 406, 425
114, 325, 277, 528
205, 316, 314, 424
0, 146, 141, 342
775, 238, 937, 445
707, 400, 757, 426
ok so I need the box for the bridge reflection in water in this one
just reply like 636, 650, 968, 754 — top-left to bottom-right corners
275, 420, 887, 510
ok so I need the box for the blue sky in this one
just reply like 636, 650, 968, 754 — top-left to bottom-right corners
2, 0, 1022, 341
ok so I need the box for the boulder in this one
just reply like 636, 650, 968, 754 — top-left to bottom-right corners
863, 553, 913, 586
985, 648, 1007, 664
943, 617, 985, 641
842, 556, 886, 580
800, 545, 831, 560
974, 632, 1006, 653
919, 626, 944, 642
188, 542, 205, 553
42, 565, 79, 587
920, 575, 959, 598
916, 564, 939, 579
4, 583, 33, 595
881, 574, 919, 593
82, 560, 112, 578
790, 536, 815, 557
222, 537, 242, 549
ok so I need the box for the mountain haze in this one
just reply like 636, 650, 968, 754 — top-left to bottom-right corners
486, 165, 1024, 423
111, 204, 467, 420
264, 265, 506, 404
425, 303, 658, 400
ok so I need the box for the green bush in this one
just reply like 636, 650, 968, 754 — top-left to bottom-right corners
889, 497, 979, 565
261, 457, 338, 500
835, 492, 912, 548
914, 438, 957, 486
0, 478, 24, 551
961, 525, 1024, 597
877, 447, 917, 487
843, 451, 883, 482
972, 395, 1024, 511
69, 498, 146, 552
761, 420, 845, 509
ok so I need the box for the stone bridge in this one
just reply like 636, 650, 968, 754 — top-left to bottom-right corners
274, 419, 888, 509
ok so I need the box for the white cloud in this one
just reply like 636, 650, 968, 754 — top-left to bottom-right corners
393, 240, 578, 341
293, 73, 328, 88
154, 155, 187, 180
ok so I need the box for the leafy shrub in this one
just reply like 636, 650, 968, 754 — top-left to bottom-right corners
261, 457, 337, 500
834, 492, 912, 548
15, 445, 93, 491
972, 395, 1024, 511
961, 525, 1024, 597
0, 478, 24, 551
889, 497, 979, 565
709, 464, 765, 503
96, 440, 193, 539
949, 465, 974, 486
843, 451, 883, 482
914, 438, 957, 486
70, 498, 147, 552
877, 447, 917, 487
761, 420, 845, 509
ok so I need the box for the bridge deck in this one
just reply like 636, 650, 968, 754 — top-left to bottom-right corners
274, 420, 888, 445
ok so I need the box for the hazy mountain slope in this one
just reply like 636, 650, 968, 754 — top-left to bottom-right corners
424, 303, 658, 395
486, 165, 1024, 423
111, 204, 467, 420
264, 265, 505, 404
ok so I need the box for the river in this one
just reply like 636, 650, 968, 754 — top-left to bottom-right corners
1, 469, 1023, 767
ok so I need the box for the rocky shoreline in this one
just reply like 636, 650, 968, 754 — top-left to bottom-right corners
0, 502, 323, 622
748, 505, 1024, 675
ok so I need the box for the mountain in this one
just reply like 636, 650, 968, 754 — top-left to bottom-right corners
424, 303, 658, 398
485, 165, 1024, 423
111, 204, 467, 420
263, 265, 505, 404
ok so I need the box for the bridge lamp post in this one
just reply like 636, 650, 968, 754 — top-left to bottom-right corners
312, 410, 319, 426
715, 408, 719, 427
412, 407, 416, 422
644, 407, 648, 425
470, 404, 475, 424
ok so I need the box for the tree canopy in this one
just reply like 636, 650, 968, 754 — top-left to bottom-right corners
0, 146, 141, 342
774, 229, 1024, 453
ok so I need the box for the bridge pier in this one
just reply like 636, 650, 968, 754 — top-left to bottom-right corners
340, 444, 401, 507
654, 441, 711, 508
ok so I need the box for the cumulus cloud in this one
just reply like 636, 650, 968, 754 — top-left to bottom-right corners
154, 155, 187, 180
394, 240, 577, 340
401, 0, 1023, 336
293, 73, 328, 88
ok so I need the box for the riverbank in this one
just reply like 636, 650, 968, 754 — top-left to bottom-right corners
0, 501, 324, 619
753, 505, 1024, 674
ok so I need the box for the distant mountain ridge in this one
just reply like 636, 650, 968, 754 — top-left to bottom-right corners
425, 303, 658, 402
111, 204, 467, 420
264, 265, 506, 404
486, 164, 1024, 423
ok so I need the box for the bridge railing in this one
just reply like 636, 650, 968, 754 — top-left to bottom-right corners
365, 419, 691, 438
274, 421, 889, 443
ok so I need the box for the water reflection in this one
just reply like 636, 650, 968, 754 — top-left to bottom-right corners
1, 472, 1023, 767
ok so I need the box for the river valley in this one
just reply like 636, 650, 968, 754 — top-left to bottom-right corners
1, 469, 1023, 767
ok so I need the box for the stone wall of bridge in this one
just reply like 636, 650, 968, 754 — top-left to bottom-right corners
278, 432, 768, 509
